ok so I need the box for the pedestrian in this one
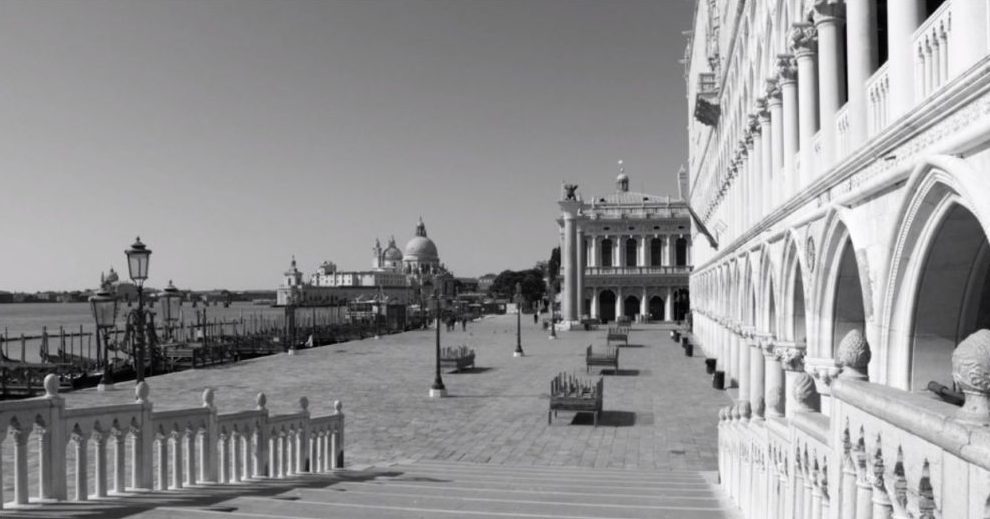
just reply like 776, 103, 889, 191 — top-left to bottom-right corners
461, 317, 467, 331
533, 312, 538, 324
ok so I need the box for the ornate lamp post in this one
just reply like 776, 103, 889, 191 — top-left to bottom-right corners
90, 285, 119, 391
286, 287, 298, 355
514, 282, 525, 357
429, 288, 447, 398
159, 280, 183, 342
548, 278, 557, 340
125, 237, 152, 383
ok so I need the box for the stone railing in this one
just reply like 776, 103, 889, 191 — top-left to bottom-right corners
0, 376, 344, 508
866, 62, 890, 137
835, 103, 850, 162
584, 265, 693, 276
914, 0, 953, 102
717, 329, 990, 518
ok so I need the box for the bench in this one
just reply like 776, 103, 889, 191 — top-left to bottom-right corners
549, 372, 604, 427
439, 345, 475, 372
580, 318, 599, 331
606, 325, 630, 347
585, 344, 619, 373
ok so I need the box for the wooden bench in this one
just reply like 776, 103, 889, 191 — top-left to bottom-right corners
585, 344, 619, 373
580, 318, 599, 331
606, 325, 630, 347
549, 372, 604, 426
439, 345, 475, 372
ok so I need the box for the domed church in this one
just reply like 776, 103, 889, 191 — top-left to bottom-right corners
402, 217, 441, 275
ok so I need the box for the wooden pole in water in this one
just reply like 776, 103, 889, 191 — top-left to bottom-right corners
21, 333, 27, 363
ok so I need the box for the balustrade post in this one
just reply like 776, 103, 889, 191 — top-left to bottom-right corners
42, 374, 66, 500
241, 433, 250, 480
791, 455, 804, 519
113, 431, 126, 494
170, 431, 183, 489
333, 400, 344, 469
871, 443, 892, 519
299, 397, 310, 472
184, 428, 196, 485
254, 393, 269, 478
133, 381, 154, 491
218, 433, 229, 483
803, 457, 815, 519
231, 431, 242, 483
94, 431, 108, 498
202, 388, 218, 483
73, 432, 88, 500
12, 426, 29, 505
156, 436, 167, 490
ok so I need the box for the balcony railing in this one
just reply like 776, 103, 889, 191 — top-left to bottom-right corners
585, 265, 692, 276
835, 103, 850, 161
866, 62, 890, 137
0, 376, 344, 508
914, 0, 953, 102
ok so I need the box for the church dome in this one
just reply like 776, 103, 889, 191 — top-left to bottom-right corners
403, 218, 440, 262
384, 243, 404, 262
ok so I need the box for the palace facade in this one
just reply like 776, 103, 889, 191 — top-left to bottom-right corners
684, 0, 990, 516
276, 218, 454, 306
557, 170, 692, 326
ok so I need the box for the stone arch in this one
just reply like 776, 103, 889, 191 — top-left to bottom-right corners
781, 231, 809, 343
814, 209, 870, 359
649, 296, 665, 321
881, 156, 990, 390
622, 295, 640, 320
598, 290, 617, 323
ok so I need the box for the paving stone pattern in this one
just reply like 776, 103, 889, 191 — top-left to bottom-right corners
61, 315, 730, 471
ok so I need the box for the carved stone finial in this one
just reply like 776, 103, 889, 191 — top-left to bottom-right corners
333, 400, 343, 414
952, 329, 990, 424
719, 407, 727, 421
299, 396, 309, 412
43, 374, 59, 398
202, 388, 215, 409
256, 392, 267, 411
837, 329, 871, 380
730, 404, 740, 421
738, 400, 752, 420
793, 372, 820, 413
135, 381, 150, 403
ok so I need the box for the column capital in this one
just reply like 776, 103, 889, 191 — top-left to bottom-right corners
813, 1, 845, 25
789, 23, 818, 58
775, 55, 797, 84
773, 340, 806, 371
748, 113, 762, 135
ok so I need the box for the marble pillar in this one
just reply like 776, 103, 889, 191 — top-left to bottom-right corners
887, 0, 925, 118
559, 199, 581, 323
815, 3, 845, 169
777, 56, 799, 201
766, 81, 784, 210
845, 0, 878, 146
792, 23, 819, 188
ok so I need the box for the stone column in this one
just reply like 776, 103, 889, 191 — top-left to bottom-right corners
729, 324, 740, 388
777, 56, 799, 200
792, 23, 819, 188
738, 329, 751, 405
774, 341, 806, 419
576, 232, 584, 317
951, 0, 989, 76
748, 115, 763, 226
665, 286, 673, 322
766, 81, 784, 210
750, 334, 766, 420
589, 235, 598, 268
668, 235, 677, 266
845, 0, 878, 146
616, 286, 624, 318
764, 339, 785, 418
640, 287, 648, 320
590, 290, 598, 320
886, 0, 925, 118
559, 199, 581, 323
758, 99, 773, 218
815, 3, 845, 169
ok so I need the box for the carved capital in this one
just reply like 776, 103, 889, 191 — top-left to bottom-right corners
774, 341, 806, 371
952, 329, 990, 424
765, 78, 783, 101
776, 54, 798, 83
837, 329, 871, 380
789, 23, 818, 56
748, 113, 762, 134
814, 1, 845, 24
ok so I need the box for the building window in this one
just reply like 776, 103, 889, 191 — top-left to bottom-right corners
625, 239, 637, 267
651, 239, 663, 266
601, 239, 613, 267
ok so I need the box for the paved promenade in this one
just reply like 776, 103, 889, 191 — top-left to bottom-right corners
62, 314, 729, 471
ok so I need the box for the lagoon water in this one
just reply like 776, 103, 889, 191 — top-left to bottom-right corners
0, 302, 345, 362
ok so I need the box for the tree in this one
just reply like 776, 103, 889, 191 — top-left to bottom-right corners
490, 269, 546, 304
548, 246, 561, 292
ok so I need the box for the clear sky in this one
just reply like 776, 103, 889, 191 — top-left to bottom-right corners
0, 0, 695, 292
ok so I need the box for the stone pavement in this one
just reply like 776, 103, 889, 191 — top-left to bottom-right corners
60, 314, 731, 471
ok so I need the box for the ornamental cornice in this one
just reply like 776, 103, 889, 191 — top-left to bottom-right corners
789, 23, 818, 56
776, 54, 797, 83
773, 341, 807, 371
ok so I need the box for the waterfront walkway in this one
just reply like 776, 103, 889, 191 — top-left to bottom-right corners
61, 314, 729, 471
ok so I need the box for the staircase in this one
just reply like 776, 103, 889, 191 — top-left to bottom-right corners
134, 460, 737, 519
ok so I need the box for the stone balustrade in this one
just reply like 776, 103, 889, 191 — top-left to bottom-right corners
913, 0, 953, 102
866, 62, 890, 138
717, 328, 990, 518
0, 376, 344, 508
584, 265, 693, 276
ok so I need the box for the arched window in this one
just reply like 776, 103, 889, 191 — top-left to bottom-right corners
651, 239, 663, 266
601, 239, 613, 267
625, 239, 638, 267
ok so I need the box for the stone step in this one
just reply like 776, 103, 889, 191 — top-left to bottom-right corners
380, 462, 709, 484
372, 471, 712, 493
215, 493, 734, 519
409, 458, 706, 477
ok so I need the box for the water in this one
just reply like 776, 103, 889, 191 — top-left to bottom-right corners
0, 302, 345, 362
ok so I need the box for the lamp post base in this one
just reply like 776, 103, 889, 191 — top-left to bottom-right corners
548, 335, 557, 340
513, 350, 524, 357
429, 388, 447, 398
287, 348, 297, 356
97, 383, 114, 392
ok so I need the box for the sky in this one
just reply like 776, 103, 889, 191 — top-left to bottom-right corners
0, 0, 695, 292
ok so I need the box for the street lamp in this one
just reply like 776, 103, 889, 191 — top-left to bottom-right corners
548, 278, 557, 340
286, 287, 298, 355
514, 282, 525, 357
89, 286, 118, 390
125, 237, 152, 383
429, 288, 446, 398
159, 280, 183, 342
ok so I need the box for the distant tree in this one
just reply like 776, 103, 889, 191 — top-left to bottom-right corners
490, 269, 546, 304
548, 246, 561, 292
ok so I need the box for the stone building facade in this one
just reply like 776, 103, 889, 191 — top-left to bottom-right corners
557, 170, 692, 326
685, 0, 990, 516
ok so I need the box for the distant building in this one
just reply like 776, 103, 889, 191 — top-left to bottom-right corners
277, 218, 456, 306
477, 274, 497, 293
557, 168, 692, 325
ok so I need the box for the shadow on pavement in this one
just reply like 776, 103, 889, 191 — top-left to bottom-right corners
570, 410, 636, 427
